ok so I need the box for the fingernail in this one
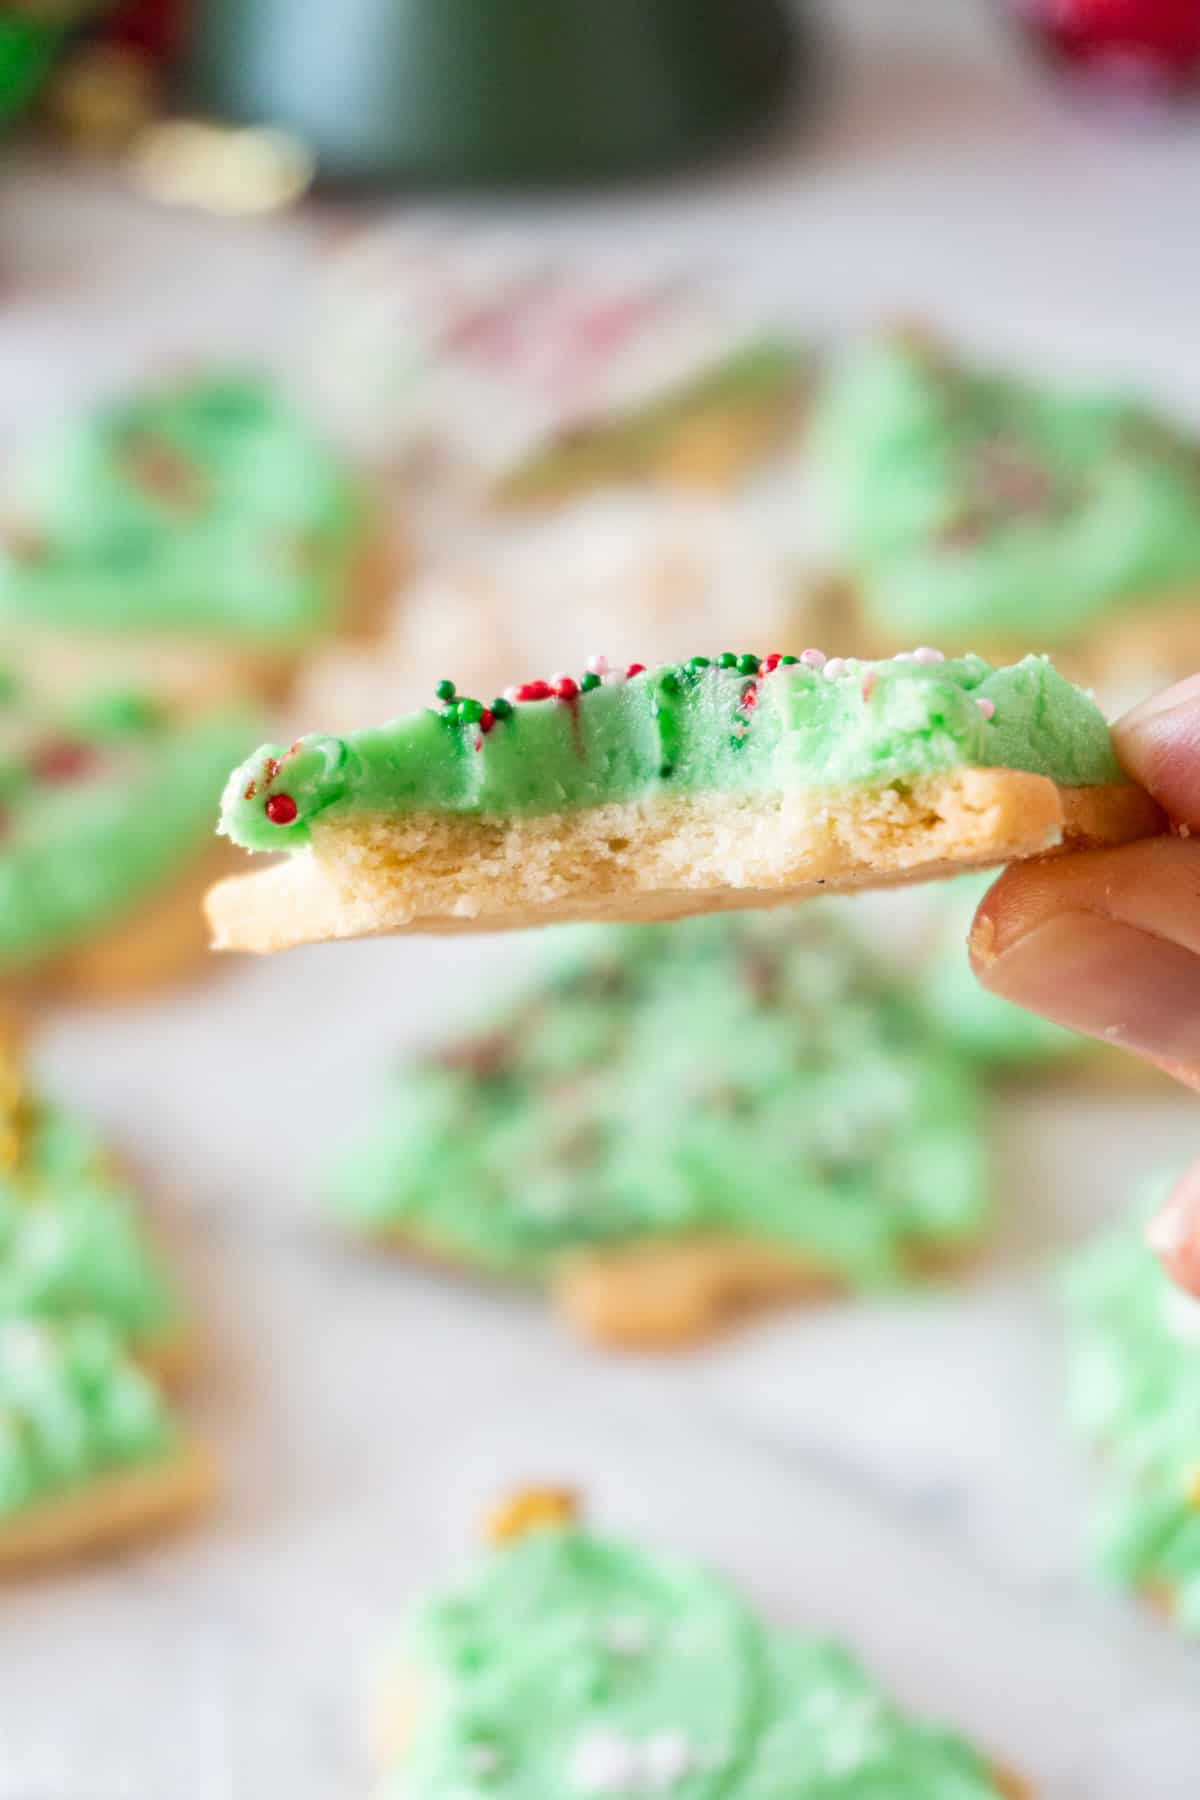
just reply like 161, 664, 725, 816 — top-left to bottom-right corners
975, 910, 1200, 1073
1147, 1166, 1200, 1297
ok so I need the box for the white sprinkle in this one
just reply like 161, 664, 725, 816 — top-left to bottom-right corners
465, 1743, 503, 1777
643, 1731, 695, 1789
823, 657, 848, 681
799, 648, 826, 669
601, 1617, 649, 1657
587, 654, 609, 675
503, 685, 522, 704
893, 650, 915, 661
912, 647, 945, 665
1164, 1287, 1200, 1346
976, 697, 995, 720
571, 1728, 640, 1793
603, 669, 626, 686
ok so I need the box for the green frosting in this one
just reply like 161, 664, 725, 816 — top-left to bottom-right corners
0, 372, 365, 645
0, 1316, 175, 1518
1060, 1187, 1200, 1633
329, 910, 988, 1288
0, 1052, 181, 1346
389, 1520, 1005, 1796
0, 665, 257, 972
919, 873, 1085, 1071
813, 333, 1200, 644
221, 649, 1121, 853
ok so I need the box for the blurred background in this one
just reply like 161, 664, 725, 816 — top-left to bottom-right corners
4, 1, 1200, 1796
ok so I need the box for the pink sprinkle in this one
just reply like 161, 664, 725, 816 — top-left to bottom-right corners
823, 657, 848, 681
912, 647, 945, 665
799, 649, 826, 669
976, 697, 995, 720
861, 669, 877, 703
586, 654, 609, 676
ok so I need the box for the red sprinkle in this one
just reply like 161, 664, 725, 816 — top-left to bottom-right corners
626, 663, 646, 678
513, 680, 555, 703
479, 708, 495, 733
31, 739, 94, 783
741, 684, 759, 711
243, 780, 257, 801
265, 794, 298, 826
553, 676, 579, 701
760, 653, 783, 674
263, 756, 281, 783
861, 670, 877, 704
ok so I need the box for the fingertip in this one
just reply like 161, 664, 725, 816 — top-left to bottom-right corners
1146, 1166, 1200, 1299
1112, 674, 1200, 826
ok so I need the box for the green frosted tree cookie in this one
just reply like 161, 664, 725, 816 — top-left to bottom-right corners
329, 909, 989, 1341
1061, 1186, 1200, 1635
375, 1496, 1017, 1797
813, 332, 1200, 650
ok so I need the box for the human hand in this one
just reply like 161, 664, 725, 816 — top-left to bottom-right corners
968, 674, 1200, 1294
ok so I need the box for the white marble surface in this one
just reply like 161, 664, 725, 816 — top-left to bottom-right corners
4, 3, 1200, 1794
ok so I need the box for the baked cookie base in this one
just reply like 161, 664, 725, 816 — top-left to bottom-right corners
357, 1227, 975, 1349
0, 1436, 214, 1572
207, 771, 1161, 953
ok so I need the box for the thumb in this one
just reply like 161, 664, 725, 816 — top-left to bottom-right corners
1113, 673, 1200, 826
1147, 1163, 1200, 1298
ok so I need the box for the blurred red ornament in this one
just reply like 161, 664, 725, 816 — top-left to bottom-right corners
1012, 0, 1200, 102
100, 0, 184, 65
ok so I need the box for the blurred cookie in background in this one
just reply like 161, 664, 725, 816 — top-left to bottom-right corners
811, 328, 1200, 696
0, 661, 257, 998
291, 488, 828, 734
327, 909, 990, 1347
0, 369, 393, 702
1060, 1179, 1200, 1638
0, 1028, 211, 1568
307, 224, 810, 508
372, 1487, 1024, 1799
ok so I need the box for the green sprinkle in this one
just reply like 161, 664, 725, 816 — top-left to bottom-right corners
717, 652, 737, 669
491, 697, 514, 720
458, 698, 483, 725
658, 670, 681, 696
688, 655, 711, 670
435, 679, 456, 703
580, 671, 601, 693
779, 654, 799, 666
736, 653, 759, 676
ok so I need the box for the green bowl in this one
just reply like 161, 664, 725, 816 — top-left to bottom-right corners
186, 0, 798, 186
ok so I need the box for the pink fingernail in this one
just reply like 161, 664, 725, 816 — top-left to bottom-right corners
1147, 1166, 1200, 1297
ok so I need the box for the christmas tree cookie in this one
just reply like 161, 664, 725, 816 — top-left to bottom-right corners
1061, 1188, 1200, 1636
0, 371, 386, 699
0, 1315, 211, 1570
813, 331, 1200, 676
328, 910, 989, 1345
0, 662, 256, 994
0, 1032, 186, 1374
372, 1489, 1025, 1797
208, 647, 1159, 954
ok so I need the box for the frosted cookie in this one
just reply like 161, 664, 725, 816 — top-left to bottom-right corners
813, 332, 1200, 676
0, 1315, 211, 1569
1061, 1190, 1200, 1635
311, 225, 806, 495
0, 663, 255, 995
0, 1033, 186, 1375
0, 371, 385, 699
208, 648, 1160, 954
329, 910, 988, 1345
372, 1488, 1025, 1797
